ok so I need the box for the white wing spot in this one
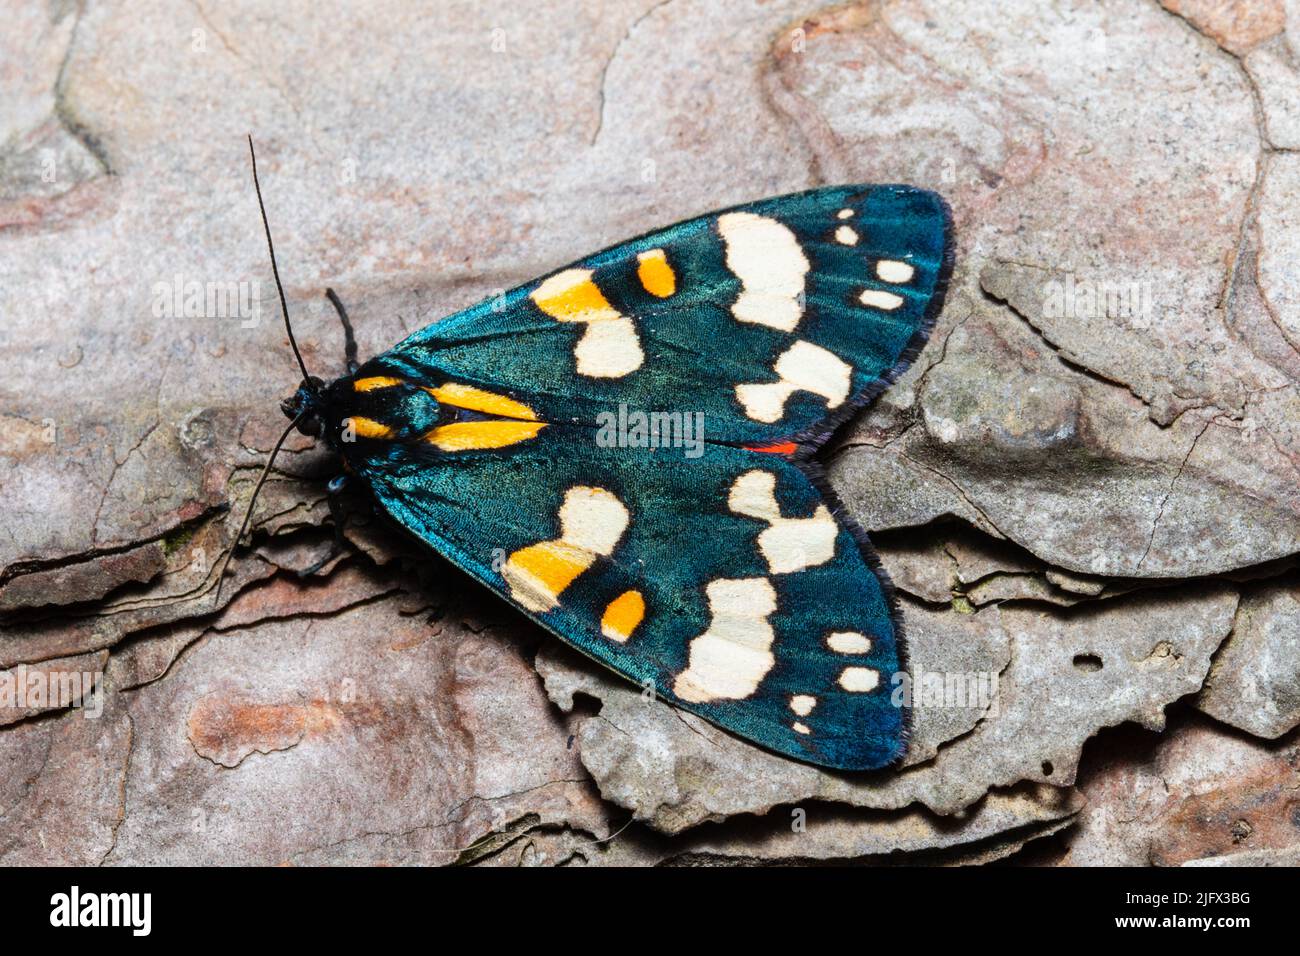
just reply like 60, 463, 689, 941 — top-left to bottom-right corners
718, 212, 809, 332
834, 225, 859, 246
792, 721, 811, 735
790, 694, 817, 716
836, 208, 854, 220
839, 666, 880, 693
673, 578, 777, 703
558, 486, 629, 555
859, 288, 905, 311
876, 260, 915, 284
728, 470, 837, 573
735, 340, 852, 424
827, 631, 872, 654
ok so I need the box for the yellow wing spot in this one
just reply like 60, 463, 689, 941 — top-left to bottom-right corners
352, 376, 406, 392
636, 249, 676, 298
347, 416, 396, 439
530, 269, 643, 378
503, 487, 629, 612
790, 694, 817, 716
859, 288, 905, 311
425, 382, 537, 421
717, 212, 809, 332
827, 631, 872, 654
600, 589, 646, 643
426, 420, 546, 452
876, 260, 915, 284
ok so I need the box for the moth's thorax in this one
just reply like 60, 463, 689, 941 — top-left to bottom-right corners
297, 369, 548, 458
319, 374, 444, 451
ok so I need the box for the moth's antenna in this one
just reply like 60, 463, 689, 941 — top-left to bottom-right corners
212, 410, 305, 608
247, 134, 314, 389
325, 287, 359, 374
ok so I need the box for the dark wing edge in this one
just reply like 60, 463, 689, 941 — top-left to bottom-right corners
783, 189, 953, 770
787, 187, 956, 458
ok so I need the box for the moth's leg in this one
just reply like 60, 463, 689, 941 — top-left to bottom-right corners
325, 287, 360, 375
299, 474, 351, 577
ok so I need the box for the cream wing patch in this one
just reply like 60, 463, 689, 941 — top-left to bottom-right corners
859, 288, 905, 311
673, 578, 778, 703
728, 470, 837, 573
876, 259, 915, 284
717, 212, 809, 332
530, 269, 643, 378
735, 340, 852, 424
790, 694, 817, 716
839, 666, 880, 693
502, 486, 629, 613
827, 631, 872, 654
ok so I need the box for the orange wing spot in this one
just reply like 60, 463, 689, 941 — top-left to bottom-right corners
502, 541, 591, 612
426, 382, 538, 421
636, 249, 676, 298
502, 486, 630, 613
532, 269, 620, 321
746, 441, 799, 456
348, 416, 396, 439
600, 589, 646, 643
426, 420, 546, 452
352, 376, 405, 392
530, 269, 644, 378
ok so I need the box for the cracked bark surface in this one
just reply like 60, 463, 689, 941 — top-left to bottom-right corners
1, 0, 1297, 865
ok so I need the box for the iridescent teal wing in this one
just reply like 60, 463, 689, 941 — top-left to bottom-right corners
359, 427, 907, 770
367, 185, 951, 448
342, 185, 952, 769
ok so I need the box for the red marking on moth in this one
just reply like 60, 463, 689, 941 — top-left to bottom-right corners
745, 441, 798, 456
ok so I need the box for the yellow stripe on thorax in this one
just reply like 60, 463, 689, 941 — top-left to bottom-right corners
351, 377, 544, 448
352, 376, 406, 392
347, 416, 396, 439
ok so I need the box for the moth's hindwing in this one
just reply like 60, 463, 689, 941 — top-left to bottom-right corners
344, 185, 952, 769
366, 428, 907, 770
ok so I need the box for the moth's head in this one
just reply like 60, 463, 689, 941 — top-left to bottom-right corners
280, 377, 327, 437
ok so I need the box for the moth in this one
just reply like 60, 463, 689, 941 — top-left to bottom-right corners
231, 138, 952, 771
